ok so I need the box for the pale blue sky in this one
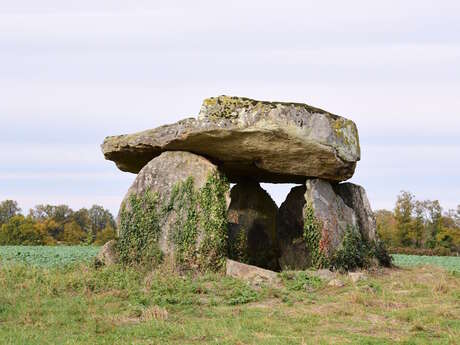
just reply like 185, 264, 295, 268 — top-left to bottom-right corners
1, 0, 459, 215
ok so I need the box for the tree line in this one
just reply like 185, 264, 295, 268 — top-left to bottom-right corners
0, 200, 116, 245
1, 193, 459, 254
376, 191, 460, 255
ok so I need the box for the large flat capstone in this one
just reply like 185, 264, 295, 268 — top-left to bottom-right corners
102, 96, 361, 183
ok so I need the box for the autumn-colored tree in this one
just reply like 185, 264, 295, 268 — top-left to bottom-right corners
56, 221, 87, 244
33, 219, 59, 245
0, 215, 46, 245
375, 210, 398, 246
94, 225, 117, 245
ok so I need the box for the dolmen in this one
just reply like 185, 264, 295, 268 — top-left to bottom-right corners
101, 95, 389, 272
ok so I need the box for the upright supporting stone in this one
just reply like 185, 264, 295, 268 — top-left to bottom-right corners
304, 179, 359, 261
227, 181, 279, 271
277, 185, 310, 270
117, 151, 230, 271
333, 183, 377, 242
278, 179, 363, 270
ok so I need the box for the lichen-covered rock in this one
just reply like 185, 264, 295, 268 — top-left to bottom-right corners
304, 179, 359, 264
276, 180, 381, 270
117, 151, 230, 271
227, 181, 279, 271
333, 183, 377, 242
95, 240, 118, 266
277, 185, 310, 270
102, 95, 360, 183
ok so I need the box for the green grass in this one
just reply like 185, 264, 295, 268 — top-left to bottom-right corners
393, 254, 460, 272
0, 247, 459, 344
0, 246, 100, 267
0, 261, 459, 344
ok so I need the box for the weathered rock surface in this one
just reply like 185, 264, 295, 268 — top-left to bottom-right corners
118, 151, 229, 268
95, 240, 118, 266
102, 95, 361, 183
349, 271, 367, 283
305, 179, 359, 257
334, 183, 377, 242
226, 259, 280, 286
227, 181, 279, 270
277, 179, 365, 269
277, 185, 310, 270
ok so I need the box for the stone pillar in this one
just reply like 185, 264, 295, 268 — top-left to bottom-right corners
117, 151, 230, 271
227, 180, 279, 271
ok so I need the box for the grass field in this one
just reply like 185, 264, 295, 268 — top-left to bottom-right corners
0, 247, 459, 344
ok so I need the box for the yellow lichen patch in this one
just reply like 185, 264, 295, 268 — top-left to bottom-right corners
201, 95, 336, 120
333, 118, 360, 152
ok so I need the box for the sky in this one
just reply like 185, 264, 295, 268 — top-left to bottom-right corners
1, 0, 459, 216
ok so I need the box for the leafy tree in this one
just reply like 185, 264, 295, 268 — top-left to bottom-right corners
375, 210, 398, 246
394, 191, 415, 246
409, 201, 425, 248
88, 205, 116, 237
0, 215, 45, 245
0, 200, 21, 225
29, 204, 73, 224
94, 224, 117, 245
423, 200, 442, 248
33, 219, 59, 245
56, 221, 86, 244
72, 208, 91, 233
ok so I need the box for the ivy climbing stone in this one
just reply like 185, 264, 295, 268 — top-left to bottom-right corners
100, 95, 389, 272
117, 151, 230, 271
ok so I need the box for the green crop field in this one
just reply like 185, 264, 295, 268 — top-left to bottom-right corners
392, 254, 460, 272
2, 246, 460, 272
0, 246, 100, 267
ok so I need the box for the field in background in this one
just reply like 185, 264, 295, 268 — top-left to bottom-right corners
0, 246, 100, 267
393, 254, 460, 272
1, 246, 460, 272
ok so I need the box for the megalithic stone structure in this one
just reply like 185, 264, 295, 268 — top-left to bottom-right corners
101, 96, 385, 271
